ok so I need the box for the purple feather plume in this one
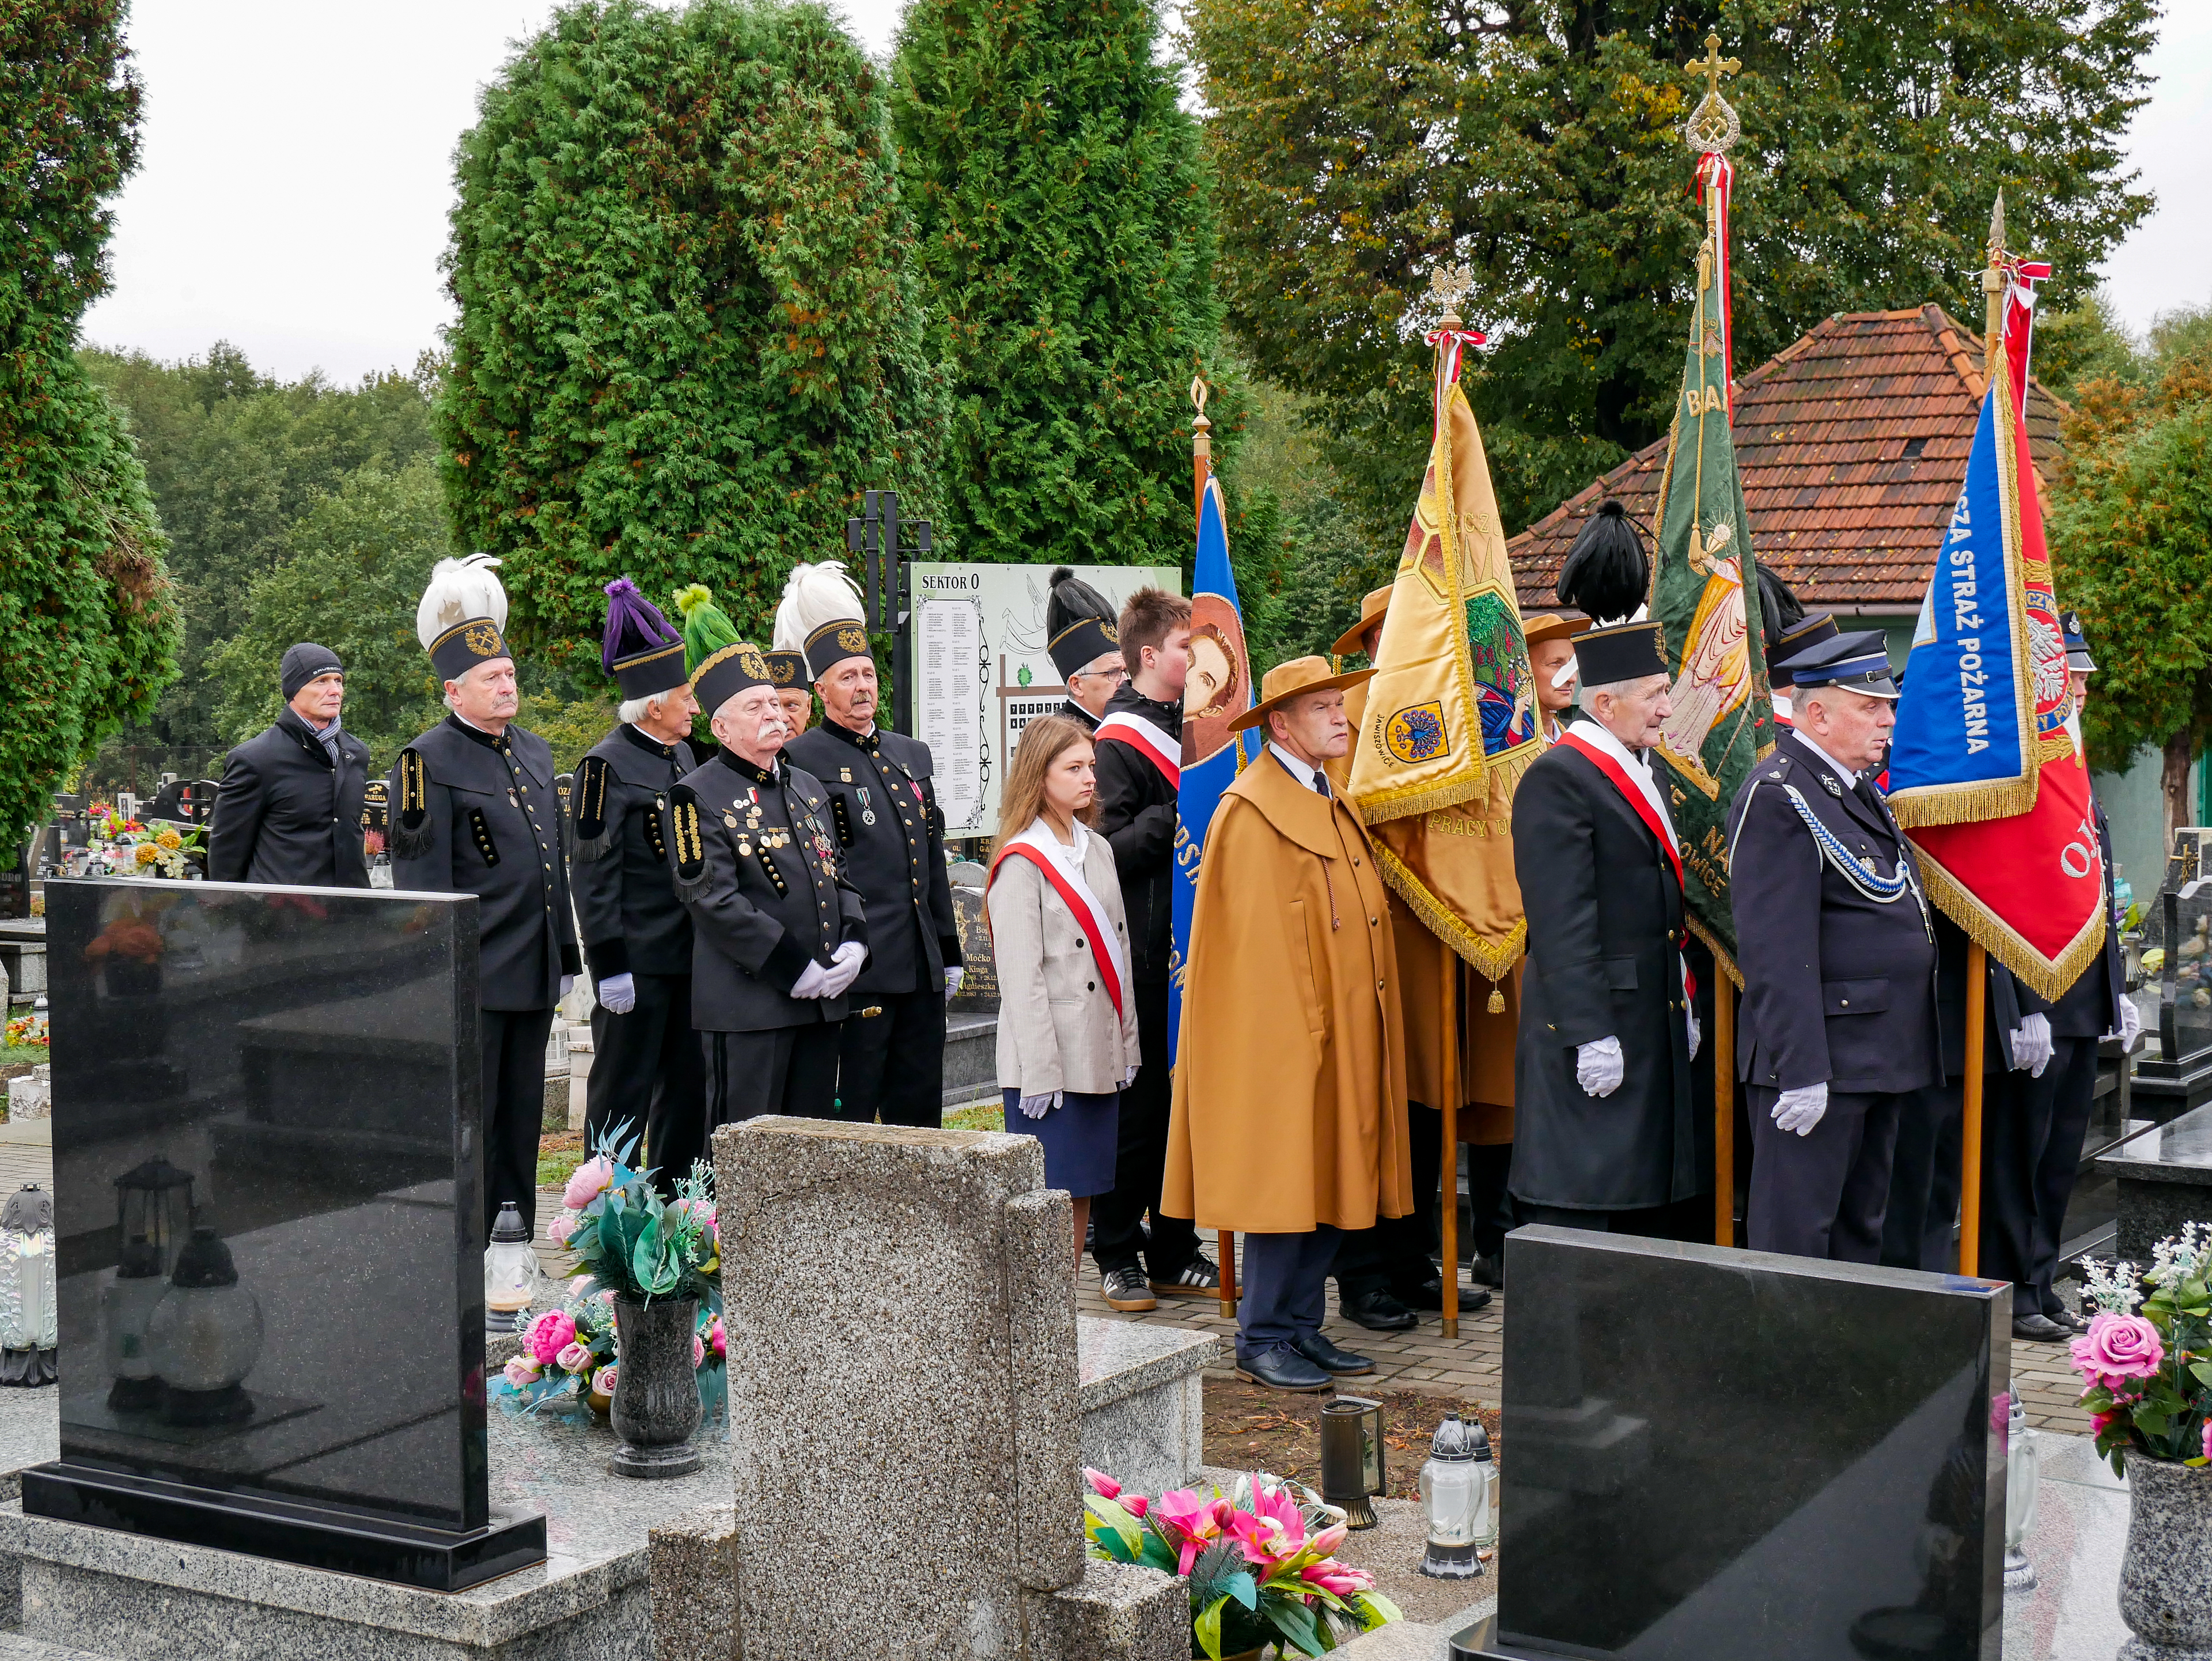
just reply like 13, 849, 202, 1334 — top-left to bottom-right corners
602, 576, 679, 672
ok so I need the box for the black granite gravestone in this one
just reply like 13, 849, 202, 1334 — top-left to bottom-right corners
21, 877, 544, 1590
2096, 1101, 2212, 1261
1456, 1227, 2006, 1661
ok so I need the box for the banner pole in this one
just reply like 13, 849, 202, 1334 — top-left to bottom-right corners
1191, 375, 1212, 534
1960, 942, 1988, 1277
1439, 933, 1461, 1339
1714, 975, 1735, 1246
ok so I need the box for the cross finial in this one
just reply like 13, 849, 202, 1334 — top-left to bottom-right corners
1692, 31, 1740, 100
1427, 263, 1474, 325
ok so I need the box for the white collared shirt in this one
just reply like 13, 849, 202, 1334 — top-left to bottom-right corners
1564, 718, 1678, 852
1268, 741, 1329, 796
1793, 730, 1861, 789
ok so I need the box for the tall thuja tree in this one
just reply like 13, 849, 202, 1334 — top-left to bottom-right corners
1189, 0, 2157, 539
441, 0, 941, 666
892, 0, 1226, 565
0, 0, 180, 845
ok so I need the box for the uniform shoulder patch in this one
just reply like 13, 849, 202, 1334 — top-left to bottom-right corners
573, 754, 616, 859
391, 747, 435, 860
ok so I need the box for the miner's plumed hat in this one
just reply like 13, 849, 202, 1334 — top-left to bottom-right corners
774, 561, 872, 680
1571, 621, 1667, 687
1046, 567, 1120, 679
416, 555, 512, 682
675, 585, 774, 716
1555, 500, 1650, 627
600, 577, 688, 698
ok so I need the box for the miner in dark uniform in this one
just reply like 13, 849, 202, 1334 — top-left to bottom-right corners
764, 649, 814, 740
1045, 566, 1124, 732
391, 555, 580, 1235
1726, 631, 1940, 1262
777, 560, 963, 1128
573, 578, 704, 1187
207, 643, 373, 888
668, 591, 868, 1125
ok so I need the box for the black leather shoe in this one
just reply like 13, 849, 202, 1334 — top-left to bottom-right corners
1339, 1287, 1418, 1331
1469, 1254, 1504, 1291
2044, 1306, 2090, 1334
2013, 1312, 2069, 1342
1392, 1273, 1445, 1311
1291, 1331, 1375, 1376
1236, 1344, 1332, 1393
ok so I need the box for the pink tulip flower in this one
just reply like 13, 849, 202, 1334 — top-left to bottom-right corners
1123, 1494, 1149, 1519
1301, 1560, 1374, 1598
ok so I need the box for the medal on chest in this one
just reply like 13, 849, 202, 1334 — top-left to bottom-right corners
857, 786, 876, 826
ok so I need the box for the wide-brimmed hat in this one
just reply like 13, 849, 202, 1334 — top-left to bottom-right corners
1228, 655, 1375, 734
1332, 587, 1393, 657
1521, 612, 1588, 650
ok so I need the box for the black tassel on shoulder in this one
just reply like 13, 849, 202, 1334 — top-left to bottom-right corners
1556, 499, 1650, 626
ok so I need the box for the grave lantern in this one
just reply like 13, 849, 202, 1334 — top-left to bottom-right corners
1418, 1412, 1494, 1579
484, 1201, 536, 1335
1319, 1396, 1386, 1530
147, 1226, 263, 1425
101, 1157, 194, 1409
2003, 1393, 2040, 1590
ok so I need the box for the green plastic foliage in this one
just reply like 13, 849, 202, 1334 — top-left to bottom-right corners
441, 0, 940, 669
0, 1, 180, 844
892, 0, 1225, 566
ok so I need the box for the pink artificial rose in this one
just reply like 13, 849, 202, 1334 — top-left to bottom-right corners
527, 1309, 578, 1365
2203, 1420, 2211, 1462
547, 1213, 574, 1248
1084, 1468, 1123, 1501
563, 1155, 615, 1210
597, 1288, 618, 1306
707, 1317, 726, 1358
2090, 1409, 2118, 1437
555, 1341, 593, 1374
2070, 1312, 2165, 1389
692, 1333, 706, 1368
592, 1365, 618, 1397
503, 1356, 541, 1388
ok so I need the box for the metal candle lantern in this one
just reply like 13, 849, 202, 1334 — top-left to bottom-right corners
101, 1158, 194, 1410
2003, 1394, 2040, 1590
1319, 1396, 1387, 1530
1419, 1413, 1494, 1578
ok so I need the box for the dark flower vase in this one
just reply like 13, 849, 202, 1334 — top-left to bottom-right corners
608, 1295, 702, 1478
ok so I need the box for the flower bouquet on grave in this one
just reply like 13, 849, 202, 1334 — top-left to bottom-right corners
1082, 1468, 1400, 1659
493, 1288, 728, 1417
82, 809, 204, 880
3, 1012, 47, 1051
2071, 1226, 2212, 1477
544, 1123, 721, 1307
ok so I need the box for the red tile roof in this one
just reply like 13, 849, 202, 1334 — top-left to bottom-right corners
1508, 306, 2068, 616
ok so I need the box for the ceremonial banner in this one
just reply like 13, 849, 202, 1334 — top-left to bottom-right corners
1346, 304, 1539, 994
1888, 248, 2104, 1001
1169, 474, 1252, 1064
1650, 147, 1771, 982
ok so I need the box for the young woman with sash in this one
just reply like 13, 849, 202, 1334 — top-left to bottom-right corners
987, 714, 1141, 1263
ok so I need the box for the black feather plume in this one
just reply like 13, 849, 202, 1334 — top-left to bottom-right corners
1756, 563, 1804, 652
1556, 500, 1650, 624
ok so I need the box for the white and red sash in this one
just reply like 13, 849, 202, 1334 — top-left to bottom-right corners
1558, 724, 1684, 894
988, 822, 1127, 1019
1094, 711, 1180, 787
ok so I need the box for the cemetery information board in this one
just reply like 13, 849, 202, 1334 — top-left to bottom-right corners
909, 563, 1181, 839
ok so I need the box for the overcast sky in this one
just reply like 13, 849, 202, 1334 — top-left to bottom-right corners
79, 1, 2212, 385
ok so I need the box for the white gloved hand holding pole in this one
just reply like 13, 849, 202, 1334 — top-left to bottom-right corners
2010, 1012, 2054, 1078
2113, 997, 2142, 1051
1687, 1012, 1702, 1061
1772, 1083, 1828, 1136
1575, 1036, 1625, 1098
945, 967, 964, 1000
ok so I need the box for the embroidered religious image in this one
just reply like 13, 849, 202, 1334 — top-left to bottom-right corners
1654, 517, 1753, 800
1182, 598, 1249, 769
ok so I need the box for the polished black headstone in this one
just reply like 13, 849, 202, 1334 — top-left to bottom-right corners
24, 877, 544, 1590
1468, 1227, 2006, 1661
2096, 1100, 2212, 1261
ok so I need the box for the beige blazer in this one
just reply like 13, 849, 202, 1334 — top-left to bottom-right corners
987, 828, 1141, 1097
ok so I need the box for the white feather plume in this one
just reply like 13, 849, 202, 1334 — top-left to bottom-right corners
773, 559, 863, 653
415, 554, 509, 649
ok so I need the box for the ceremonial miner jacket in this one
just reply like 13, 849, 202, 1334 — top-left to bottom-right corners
669, 750, 868, 1033
207, 708, 373, 888
571, 724, 697, 983
390, 715, 581, 1011
1094, 683, 1181, 985
782, 721, 959, 1000
1724, 730, 1941, 1096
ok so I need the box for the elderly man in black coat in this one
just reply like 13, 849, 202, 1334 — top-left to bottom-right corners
1726, 631, 1941, 1263
207, 643, 373, 888
1510, 621, 1705, 1236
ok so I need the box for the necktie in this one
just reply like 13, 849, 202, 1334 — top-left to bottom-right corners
1313, 774, 1330, 799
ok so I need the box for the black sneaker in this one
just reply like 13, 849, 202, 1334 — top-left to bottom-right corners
1100, 1266, 1157, 1312
1150, 1254, 1221, 1296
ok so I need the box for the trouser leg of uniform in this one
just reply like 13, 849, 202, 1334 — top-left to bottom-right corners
705, 1027, 825, 1130
1978, 1067, 2044, 1314
1516, 1201, 1677, 1235
1465, 1137, 1516, 1261
1747, 1087, 1889, 1261
782, 1020, 843, 1119
2027, 1037, 2098, 1316
1237, 1226, 1340, 1361
855, 986, 945, 1129
1881, 1081, 1962, 1272
1829, 1087, 1902, 1263
586, 973, 684, 1153
640, 975, 706, 1193
483, 1006, 555, 1239
1091, 977, 1197, 1278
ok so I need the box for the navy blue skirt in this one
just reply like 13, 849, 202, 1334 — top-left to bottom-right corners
1003, 1088, 1120, 1198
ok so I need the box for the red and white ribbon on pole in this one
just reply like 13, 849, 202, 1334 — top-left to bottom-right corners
1423, 324, 1488, 440
1696, 151, 1735, 416
2001, 258, 2053, 425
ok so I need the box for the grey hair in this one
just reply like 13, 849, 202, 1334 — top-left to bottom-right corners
1581, 674, 1666, 707
618, 691, 670, 725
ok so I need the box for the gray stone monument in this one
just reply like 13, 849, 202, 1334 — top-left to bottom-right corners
678, 1116, 1184, 1661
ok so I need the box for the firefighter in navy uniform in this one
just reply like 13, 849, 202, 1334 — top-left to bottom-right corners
1725, 631, 1941, 1262
390, 555, 581, 1236
775, 561, 963, 1128
573, 578, 705, 1185
668, 592, 869, 1125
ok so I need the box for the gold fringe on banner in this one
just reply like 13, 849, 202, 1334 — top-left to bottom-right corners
1910, 841, 2108, 1004
1686, 913, 1743, 991
1376, 841, 1528, 986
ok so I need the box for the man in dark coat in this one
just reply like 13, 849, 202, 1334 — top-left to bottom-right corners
391, 557, 580, 1236
208, 643, 373, 888
669, 623, 869, 1126
1044, 566, 1124, 732
1091, 585, 1218, 1311
573, 580, 704, 1187
1510, 621, 1704, 1235
1727, 631, 1941, 1262
776, 563, 962, 1129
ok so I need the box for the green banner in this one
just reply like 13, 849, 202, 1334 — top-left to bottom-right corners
1649, 188, 1771, 981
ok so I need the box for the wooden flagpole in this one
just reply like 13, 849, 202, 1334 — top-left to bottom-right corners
1714, 976, 1735, 1246
1960, 943, 1988, 1276
1439, 933, 1461, 1338
1192, 373, 1237, 1319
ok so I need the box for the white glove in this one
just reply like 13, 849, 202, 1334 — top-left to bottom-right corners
1122, 1064, 1138, 1089
790, 958, 831, 999
597, 972, 636, 1014
559, 974, 576, 1000
820, 940, 868, 999
945, 967, 964, 1000
1772, 1083, 1828, 1136
2113, 997, 2143, 1051
1017, 1091, 1061, 1119
1687, 1012, 1702, 1061
2010, 1012, 2054, 1078
1575, 1036, 1624, 1098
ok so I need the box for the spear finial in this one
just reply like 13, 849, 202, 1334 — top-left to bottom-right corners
1983, 191, 2008, 375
